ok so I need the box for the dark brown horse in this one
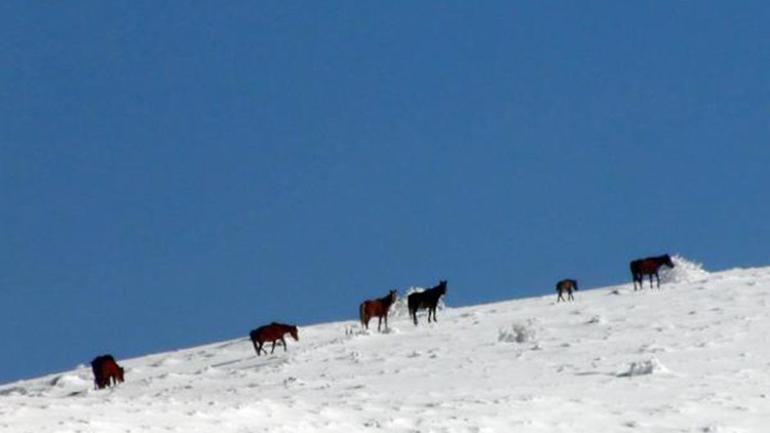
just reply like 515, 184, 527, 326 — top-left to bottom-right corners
408, 280, 447, 325
556, 279, 578, 302
359, 290, 397, 332
630, 254, 675, 290
249, 322, 299, 356
91, 354, 124, 390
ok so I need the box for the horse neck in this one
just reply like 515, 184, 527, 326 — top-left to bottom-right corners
421, 287, 441, 299
378, 293, 395, 308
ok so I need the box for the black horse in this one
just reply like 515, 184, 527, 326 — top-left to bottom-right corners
408, 280, 447, 325
555, 279, 578, 302
630, 254, 675, 290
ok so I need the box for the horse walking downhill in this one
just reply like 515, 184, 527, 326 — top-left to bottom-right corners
359, 290, 397, 332
249, 322, 299, 356
556, 279, 578, 302
408, 280, 447, 326
630, 254, 675, 290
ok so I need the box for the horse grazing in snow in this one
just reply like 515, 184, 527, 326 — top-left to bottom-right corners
408, 280, 447, 326
91, 354, 124, 389
556, 279, 578, 302
630, 254, 675, 290
359, 289, 397, 332
249, 322, 299, 356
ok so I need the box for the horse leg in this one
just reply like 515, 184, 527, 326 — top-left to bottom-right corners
655, 271, 660, 288
569, 290, 574, 301
377, 316, 382, 332
411, 308, 418, 326
649, 273, 654, 289
282, 337, 287, 351
271, 341, 277, 354
384, 313, 388, 331
557, 291, 563, 302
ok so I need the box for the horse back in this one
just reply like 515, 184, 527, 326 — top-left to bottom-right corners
637, 258, 662, 273
362, 299, 383, 316
408, 289, 437, 308
252, 323, 289, 342
407, 291, 422, 309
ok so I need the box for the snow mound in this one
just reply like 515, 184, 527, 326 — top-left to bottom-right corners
50, 373, 91, 388
660, 255, 709, 284
498, 320, 537, 343
617, 357, 669, 377
586, 314, 605, 325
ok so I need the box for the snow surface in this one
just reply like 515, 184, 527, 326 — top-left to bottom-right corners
3, 264, 770, 432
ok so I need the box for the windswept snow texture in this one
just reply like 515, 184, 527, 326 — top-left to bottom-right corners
3, 266, 770, 432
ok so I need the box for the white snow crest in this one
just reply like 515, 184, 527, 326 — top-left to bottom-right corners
659, 255, 709, 284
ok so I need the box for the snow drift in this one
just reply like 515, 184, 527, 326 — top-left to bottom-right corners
2, 262, 770, 432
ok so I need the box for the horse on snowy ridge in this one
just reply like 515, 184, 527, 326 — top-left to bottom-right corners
91, 354, 124, 390
249, 322, 299, 356
556, 279, 578, 302
630, 254, 675, 290
359, 289, 397, 332
408, 280, 447, 326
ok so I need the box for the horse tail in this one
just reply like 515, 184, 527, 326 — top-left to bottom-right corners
359, 302, 367, 326
249, 330, 259, 354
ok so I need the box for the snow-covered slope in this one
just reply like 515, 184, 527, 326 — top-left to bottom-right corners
2, 263, 770, 432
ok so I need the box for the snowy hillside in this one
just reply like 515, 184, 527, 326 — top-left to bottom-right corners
2, 263, 770, 432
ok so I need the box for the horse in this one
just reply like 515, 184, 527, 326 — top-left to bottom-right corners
630, 254, 675, 290
359, 290, 397, 332
90, 354, 124, 390
408, 280, 447, 326
556, 279, 578, 302
249, 322, 299, 356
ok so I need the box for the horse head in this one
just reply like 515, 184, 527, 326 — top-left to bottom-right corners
289, 326, 299, 341
663, 254, 675, 268
438, 280, 447, 295
388, 289, 397, 303
117, 367, 125, 383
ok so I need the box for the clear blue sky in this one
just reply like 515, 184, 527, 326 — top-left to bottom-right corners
2, 1, 769, 384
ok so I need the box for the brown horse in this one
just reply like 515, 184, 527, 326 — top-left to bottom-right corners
91, 354, 124, 390
249, 322, 299, 356
408, 280, 447, 325
359, 290, 397, 332
556, 279, 578, 302
630, 254, 675, 290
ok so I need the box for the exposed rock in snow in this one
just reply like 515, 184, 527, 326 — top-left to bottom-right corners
617, 357, 670, 377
